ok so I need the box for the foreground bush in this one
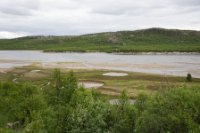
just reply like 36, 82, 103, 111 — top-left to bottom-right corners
0, 70, 200, 133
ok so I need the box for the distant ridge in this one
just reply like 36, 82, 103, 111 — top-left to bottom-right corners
0, 28, 200, 53
8, 27, 200, 39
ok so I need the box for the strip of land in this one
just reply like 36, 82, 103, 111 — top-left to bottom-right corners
0, 28, 200, 53
1, 66, 200, 98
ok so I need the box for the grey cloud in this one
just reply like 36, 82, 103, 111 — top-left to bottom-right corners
0, 0, 39, 16
175, 0, 200, 6
88, 1, 173, 17
0, 7, 34, 16
0, 0, 199, 38
88, 1, 154, 15
92, 6, 150, 16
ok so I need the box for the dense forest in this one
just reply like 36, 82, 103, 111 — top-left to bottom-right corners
0, 28, 200, 53
0, 69, 200, 133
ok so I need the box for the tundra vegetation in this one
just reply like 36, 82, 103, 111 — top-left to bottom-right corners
0, 28, 200, 53
0, 27, 200, 132
0, 69, 200, 133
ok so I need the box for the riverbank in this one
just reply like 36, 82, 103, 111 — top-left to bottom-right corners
43, 47, 200, 53
1, 49, 200, 55
44, 51, 200, 55
0, 51, 200, 78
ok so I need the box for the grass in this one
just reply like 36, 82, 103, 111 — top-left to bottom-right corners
1, 66, 200, 98
0, 28, 200, 53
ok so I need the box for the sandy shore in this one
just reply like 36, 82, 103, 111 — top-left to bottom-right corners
1, 60, 200, 78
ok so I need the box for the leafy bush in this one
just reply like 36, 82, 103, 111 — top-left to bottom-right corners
0, 70, 200, 132
186, 73, 192, 82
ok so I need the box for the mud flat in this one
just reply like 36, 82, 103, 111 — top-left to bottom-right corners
0, 69, 7, 74
30, 70, 41, 73
79, 81, 104, 89
103, 72, 128, 77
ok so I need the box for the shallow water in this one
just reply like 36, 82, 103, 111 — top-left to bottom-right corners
0, 51, 200, 78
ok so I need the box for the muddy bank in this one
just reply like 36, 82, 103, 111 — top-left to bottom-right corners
78, 81, 104, 89
112, 52, 200, 55
103, 72, 128, 76
43, 51, 200, 55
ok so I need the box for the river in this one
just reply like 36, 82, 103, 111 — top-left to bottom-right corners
0, 51, 200, 78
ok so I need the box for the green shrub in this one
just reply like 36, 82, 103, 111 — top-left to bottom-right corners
186, 73, 192, 82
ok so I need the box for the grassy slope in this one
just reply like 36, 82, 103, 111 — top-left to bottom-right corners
0, 28, 200, 52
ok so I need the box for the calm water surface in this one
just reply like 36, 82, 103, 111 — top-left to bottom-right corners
0, 51, 200, 78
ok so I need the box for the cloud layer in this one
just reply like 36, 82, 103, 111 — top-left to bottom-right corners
0, 0, 200, 38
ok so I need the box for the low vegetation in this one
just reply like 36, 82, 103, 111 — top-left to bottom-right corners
0, 28, 200, 53
0, 69, 200, 132
1, 66, 200, 98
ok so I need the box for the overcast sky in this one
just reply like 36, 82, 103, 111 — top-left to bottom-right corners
0, 0, 200, 38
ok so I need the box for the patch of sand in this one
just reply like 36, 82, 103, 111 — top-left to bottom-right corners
103, 72, 128, 76
0, 69, 7, 73
30, 70, 41, 73
97, 87, 121, 96
133, 63, 176, 69
42, 62, 87, 69
24, 72, 47, 79
79, 81, 104, 89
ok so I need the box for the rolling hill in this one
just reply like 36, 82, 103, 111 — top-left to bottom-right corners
0, 28, 200, 53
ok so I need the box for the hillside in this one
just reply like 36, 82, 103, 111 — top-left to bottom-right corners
0, 28, 200, 52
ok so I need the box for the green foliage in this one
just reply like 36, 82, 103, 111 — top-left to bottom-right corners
134, 87, 200, 133
59, 90, 110, 133
0, 69, 200, 132
135, 93, 149, 114
0, 82, 46, 133
109, 90, 136, 133
186, 73, 192, 82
